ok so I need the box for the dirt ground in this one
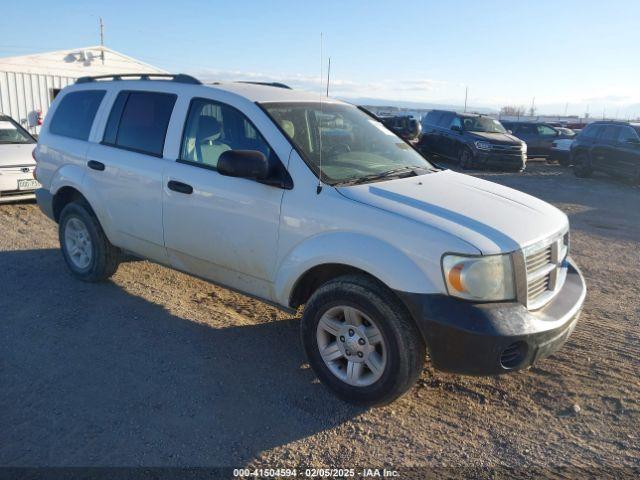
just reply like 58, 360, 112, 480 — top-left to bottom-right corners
0, 163, 638, 477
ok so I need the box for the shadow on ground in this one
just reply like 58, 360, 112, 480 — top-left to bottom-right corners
0, 249, 361, 466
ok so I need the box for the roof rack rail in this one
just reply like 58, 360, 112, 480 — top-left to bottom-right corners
75, 73, 202, 85
236, 81, 291, 90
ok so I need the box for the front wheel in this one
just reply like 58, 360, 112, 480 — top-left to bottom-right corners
573, 153, 592, 178
301, 275, 425, 406
459, 148, 474, 170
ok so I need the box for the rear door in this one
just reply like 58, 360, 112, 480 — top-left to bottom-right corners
614, 126, 640, 176
419, 111, 443, 155
442, 114, 462, 158
592, 125, 619, 173
84, 89, 177, 263
513, 124, 538, 155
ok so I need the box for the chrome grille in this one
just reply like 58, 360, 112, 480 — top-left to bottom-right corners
491, 144, 523, 152
522, 231, 569, 309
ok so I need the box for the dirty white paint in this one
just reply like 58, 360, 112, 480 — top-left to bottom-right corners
0, 46, 165, 134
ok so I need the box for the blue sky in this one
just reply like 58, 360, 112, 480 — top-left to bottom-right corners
1, 0, 639, 116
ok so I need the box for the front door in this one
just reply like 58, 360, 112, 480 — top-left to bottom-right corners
162, 98, 286, 301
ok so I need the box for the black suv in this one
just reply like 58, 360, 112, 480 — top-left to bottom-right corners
570, 121, 640, 181
417, 110, 526, 170
501, 121, 573, 159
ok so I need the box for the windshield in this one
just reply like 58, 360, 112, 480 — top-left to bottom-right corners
261, 102, 434, 185
462, 116, 507, 134
0, 118, 35, 144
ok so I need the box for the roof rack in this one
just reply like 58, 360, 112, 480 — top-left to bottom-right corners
236, 81, 291, 90
75, 73, 202, 85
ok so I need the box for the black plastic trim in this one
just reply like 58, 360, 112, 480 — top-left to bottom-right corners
77, 73, 201, 85
394, 258, 586, 376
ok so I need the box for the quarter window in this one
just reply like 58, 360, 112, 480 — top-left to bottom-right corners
617, 126, 638, 143
103, 91, 177, 156
600, 125, 619, 141
49, 90, 106, 140
180, 98, 272, 168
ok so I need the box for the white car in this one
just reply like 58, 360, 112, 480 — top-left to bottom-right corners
0, 114, 40, 202
551, 136, 574, 166
34, 74, 586, 405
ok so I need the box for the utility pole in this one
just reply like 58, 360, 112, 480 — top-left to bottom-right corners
463, 86, 468, 112
99, 17, 105, 64
326, 57, 331, 97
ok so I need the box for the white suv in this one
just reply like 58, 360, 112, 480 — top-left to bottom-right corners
34, 74, 586, 405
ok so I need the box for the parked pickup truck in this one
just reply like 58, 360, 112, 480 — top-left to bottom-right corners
33, 74, 586, 406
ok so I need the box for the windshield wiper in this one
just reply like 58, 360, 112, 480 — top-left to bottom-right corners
336, 167, 421, 186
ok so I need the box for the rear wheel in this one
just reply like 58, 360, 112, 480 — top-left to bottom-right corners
59, 201, 121, 282
301, 274, 425, 406
573, 153, 592, 178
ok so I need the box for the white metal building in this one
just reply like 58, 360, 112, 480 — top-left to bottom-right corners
0, 46, 165, 134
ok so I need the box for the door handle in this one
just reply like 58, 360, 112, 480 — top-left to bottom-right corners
167, 180, 193, 194
87, 160, 105, 171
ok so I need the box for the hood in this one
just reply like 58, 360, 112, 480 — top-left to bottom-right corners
0, 143, 36, 167
467, 131, 523, 145
337, 170, 568, 254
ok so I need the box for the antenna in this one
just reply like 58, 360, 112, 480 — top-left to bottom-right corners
463, 86, 468, 112
99, 17, 105, 64
317, 33, 324, 195
326, 57, 331, 97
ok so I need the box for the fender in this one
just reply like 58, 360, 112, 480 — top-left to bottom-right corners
49, 162, 86, 197
49, 163, 118, 243
273, 232, 439, 307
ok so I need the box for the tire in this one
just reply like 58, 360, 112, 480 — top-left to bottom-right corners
301, 274, 425, 406
459, 147, 474, 170
573, 153, 592, 178
58, 201, 121, 282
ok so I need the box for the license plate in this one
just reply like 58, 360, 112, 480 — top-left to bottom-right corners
17, 179, 41, 191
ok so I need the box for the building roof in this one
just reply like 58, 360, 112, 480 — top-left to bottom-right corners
0, 46, 165, 77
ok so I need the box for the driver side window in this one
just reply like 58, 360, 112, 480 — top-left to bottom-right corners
449, 116, 462, 129
180, 98, 272, 169
537, 125, 557, 137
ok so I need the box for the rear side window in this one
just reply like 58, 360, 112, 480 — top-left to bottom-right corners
49, 90, 105, 140
103, 91, 177, 157
422, 111, 442, 126
581, 124, 602, 139
618, 126, 639, 143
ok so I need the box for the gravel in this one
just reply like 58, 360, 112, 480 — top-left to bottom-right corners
0, 163, 638, 476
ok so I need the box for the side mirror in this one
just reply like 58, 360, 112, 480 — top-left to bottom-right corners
451, 125, 462, 132
217, 150, 269, 180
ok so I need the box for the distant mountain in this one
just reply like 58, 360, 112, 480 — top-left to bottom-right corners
339, 97, 498, 114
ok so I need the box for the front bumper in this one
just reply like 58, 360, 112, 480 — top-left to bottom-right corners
396, 258, 586, 375
474, 150, 526, 170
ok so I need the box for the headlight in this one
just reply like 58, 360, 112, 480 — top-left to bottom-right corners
474, 141, 492, 151
442, 254, 515, 301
